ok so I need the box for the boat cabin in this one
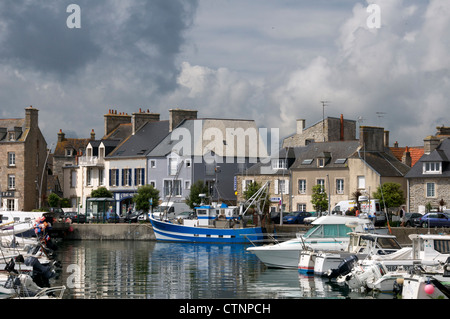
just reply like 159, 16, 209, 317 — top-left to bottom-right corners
409, 234, 450, 262
194, 204, 240, 226
347, 232, 402, 255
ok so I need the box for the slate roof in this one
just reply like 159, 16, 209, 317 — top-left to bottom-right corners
291, 140, 360, 170
107, 121, 169, 158
242, 147, 305, 175
405, 138, 450, 178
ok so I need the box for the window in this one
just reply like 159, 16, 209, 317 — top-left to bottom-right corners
87, 168, 93, 186
185, 180, 191, 190
71, 170, 77, 188
426, 182, 435, 197
8, 175, 15, 190
8, 152, 15, 166
150, 160, 156, 168
317, 179, 325, 193
318, 158, 325, 168
99, 169, 104, 186
149, 181, 156, 188
357, 176, 365, 189
122, 169, 132, 186
109, 169, 119, 187
336, 179, 344, 194
7, 199, 15, 211
164, 180, 182, 197
168, 158, 178, 175
272, 159, 286, 170
423, 162, 442, 174
65, 149, 73, 157
135, 168, 145, 186
185, 159, 191, 168
298, 179, 306, 194
242, 179, 254, 192
275, 179, 289, 195
297, 203, 306, 211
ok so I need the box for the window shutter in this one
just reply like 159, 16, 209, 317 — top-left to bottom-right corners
109, 169, 112, 186
274, 180, 279, 194
134, 169, 138, 186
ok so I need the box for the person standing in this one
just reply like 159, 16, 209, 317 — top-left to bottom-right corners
399, 206, 406, 227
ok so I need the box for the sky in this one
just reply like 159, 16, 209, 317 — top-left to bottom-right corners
0, 0, 449, 150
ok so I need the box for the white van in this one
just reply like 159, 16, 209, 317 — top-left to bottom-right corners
151, 201, 190, 220
331, 197, 386, 226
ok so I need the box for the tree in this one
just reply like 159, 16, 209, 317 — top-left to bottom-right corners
133, 184, 160, 220
185, 180, 209, 209
48, 193, 61, 208
242, 181, 271, 217
311, 184, 328, 213
91, 186, 113, 198
372, 182, 405, 210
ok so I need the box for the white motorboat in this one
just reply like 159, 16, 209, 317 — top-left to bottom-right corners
315, 232, 404, 277
247, 215, 378, 269
401, 265, 450, 299
337, 234, 450, 293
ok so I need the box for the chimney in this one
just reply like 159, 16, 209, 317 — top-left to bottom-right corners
169, 109, 198, 132
132, 109, 160, 134
296, 119, 305, 135
424, 136, 440, 155
402, 146, 412, 167
25, 105, 39, 129
359, 126, 384, 152
384, 130, 390, 147
90, 129, 95, 140
57, 129, 65, 143
340, 114, 344, 141
104, 109, 131, 136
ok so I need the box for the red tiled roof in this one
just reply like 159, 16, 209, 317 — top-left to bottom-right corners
390, 146, 424, 166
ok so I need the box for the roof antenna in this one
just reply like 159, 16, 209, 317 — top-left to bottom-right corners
320, 100, 330, 142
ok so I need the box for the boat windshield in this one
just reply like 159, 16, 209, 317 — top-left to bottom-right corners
303, 224, 353, 239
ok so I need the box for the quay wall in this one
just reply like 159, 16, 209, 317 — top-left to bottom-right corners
64, 223, 449, 244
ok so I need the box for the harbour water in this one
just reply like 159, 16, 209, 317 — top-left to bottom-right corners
51, 240, 393, 300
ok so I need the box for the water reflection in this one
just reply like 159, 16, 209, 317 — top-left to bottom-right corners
53, 241, 388, 299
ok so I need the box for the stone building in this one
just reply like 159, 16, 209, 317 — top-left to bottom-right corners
282, 114, 357, 147
0, 106, 48, 211
405, 127, 450, 213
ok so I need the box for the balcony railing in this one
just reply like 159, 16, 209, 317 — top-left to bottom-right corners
79, 156, 104, 166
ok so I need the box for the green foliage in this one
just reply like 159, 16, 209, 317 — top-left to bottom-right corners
133, 184, 160, 213
48, 193, 61, 208
91, 186, 113, 198
243, 181, 270, 213
185, 180, 210, 209
372, 182, 405, 209
311, 184, 328, 212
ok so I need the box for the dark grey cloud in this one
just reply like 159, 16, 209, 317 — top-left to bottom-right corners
0, 0, 198, 91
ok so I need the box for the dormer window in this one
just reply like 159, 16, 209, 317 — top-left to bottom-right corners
423, 162, 441, 174
318, 158, 325, 168
272, 159, 287, 170
8, 132, 15, 141
65, 148, 73, 157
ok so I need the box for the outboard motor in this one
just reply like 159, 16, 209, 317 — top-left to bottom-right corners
326, 255, 359, 279
444, 257, 450, 278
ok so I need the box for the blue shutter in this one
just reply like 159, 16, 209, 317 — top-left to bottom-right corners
134, 169, 138, 186
128, 169, 132, 186
109, 169, 112, 186
116, 169, 119, 186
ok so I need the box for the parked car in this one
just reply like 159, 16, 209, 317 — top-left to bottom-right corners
404, 212, 423, 227
304, 212, 317, 224
124, 211, 144, 223
270, 211, 288, 224
415, 212, 450, 228
64, 212, 86, 224
175, 211, 195, 220
282, 211, 312, 224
